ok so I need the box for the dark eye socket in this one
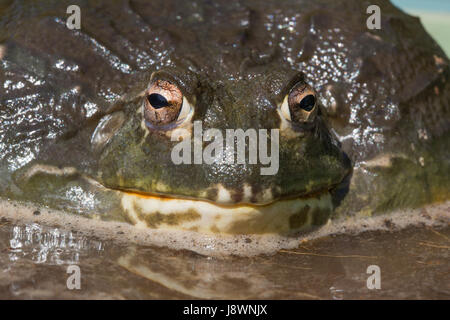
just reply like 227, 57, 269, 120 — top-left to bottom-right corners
148, 93, 169, 109
298, 94, 315, 112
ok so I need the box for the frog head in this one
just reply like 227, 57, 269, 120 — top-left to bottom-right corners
92, 58, 351, 234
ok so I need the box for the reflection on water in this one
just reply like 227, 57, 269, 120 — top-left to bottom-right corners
8, 223, 104, 265
0, 217, 448, 299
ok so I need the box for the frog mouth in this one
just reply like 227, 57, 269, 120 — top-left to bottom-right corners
118, 190, 333, 235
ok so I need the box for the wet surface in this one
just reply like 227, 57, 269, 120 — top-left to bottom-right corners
0, 218, 448, 299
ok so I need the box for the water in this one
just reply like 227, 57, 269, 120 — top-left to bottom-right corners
0, 217, 448, 299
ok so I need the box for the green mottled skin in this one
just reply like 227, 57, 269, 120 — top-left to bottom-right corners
0, 0, 449, 226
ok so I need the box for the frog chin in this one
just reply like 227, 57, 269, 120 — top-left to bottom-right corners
119, 190, 333, 235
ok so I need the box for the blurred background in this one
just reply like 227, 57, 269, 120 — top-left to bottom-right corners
392, 0, 450, 55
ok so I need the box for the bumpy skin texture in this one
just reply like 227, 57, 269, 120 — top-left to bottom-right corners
0, 0, 449, 225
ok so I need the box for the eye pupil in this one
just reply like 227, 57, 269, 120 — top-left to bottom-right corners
148, 93, 169, 109
298, 95, 315, 111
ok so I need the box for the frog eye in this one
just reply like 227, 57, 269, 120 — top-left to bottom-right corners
280, 82, 318, 123
143, 80, 192, 129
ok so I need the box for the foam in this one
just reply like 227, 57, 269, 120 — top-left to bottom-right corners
0, 198, 448, 258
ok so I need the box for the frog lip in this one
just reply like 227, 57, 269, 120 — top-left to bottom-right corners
113, 187, 332, 207
117, 188, 334, 234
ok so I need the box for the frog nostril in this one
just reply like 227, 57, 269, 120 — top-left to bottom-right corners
298, 95, 315, 112
148, 93, 169, 109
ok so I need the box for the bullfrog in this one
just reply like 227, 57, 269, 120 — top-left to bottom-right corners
0, 0, 449, 235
